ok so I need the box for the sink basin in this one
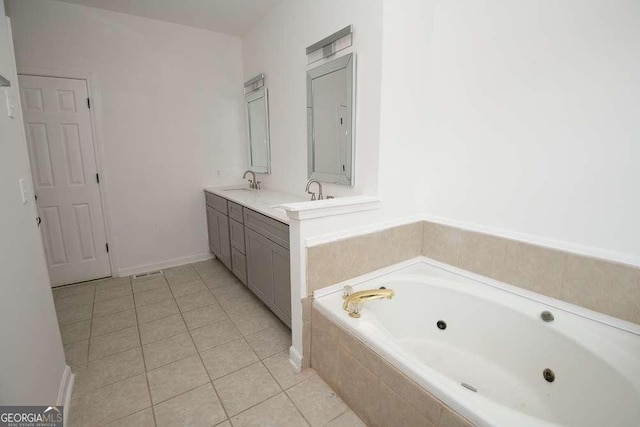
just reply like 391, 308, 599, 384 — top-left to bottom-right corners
222, 188, 253, 192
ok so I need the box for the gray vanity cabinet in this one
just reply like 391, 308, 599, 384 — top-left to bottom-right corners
229, 217, 247, 285
245, 227, 291, 327
205, 194, 231, 270
204, 191, 291, 327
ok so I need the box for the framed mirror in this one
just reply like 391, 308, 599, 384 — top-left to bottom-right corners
245, 87, 271, 174
307, 53, 355, 186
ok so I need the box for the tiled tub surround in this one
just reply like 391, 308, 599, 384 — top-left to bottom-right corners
311, 306, 473, 427
54, 259, 364, 426
311, 262, 640, 427
302, 221, 640, 425
307, 221, 640, 326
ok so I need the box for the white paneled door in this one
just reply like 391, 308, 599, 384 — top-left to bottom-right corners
19, 75, 111, 286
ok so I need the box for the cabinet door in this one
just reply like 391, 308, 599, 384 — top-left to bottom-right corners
231, 247, 247, 285
229, 218, 245, 254
206, 206, 220, 256
245, 227, 274, 305
217, 210, 232, 270
271, 243, 291, 327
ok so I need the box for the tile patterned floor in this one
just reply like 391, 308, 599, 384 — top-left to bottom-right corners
54, 259, 364, 426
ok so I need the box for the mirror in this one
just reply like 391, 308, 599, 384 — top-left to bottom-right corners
307, 53, 355, 186
245, 87, 271, 174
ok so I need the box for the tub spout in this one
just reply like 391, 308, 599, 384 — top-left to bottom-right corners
342, 288, 394, 318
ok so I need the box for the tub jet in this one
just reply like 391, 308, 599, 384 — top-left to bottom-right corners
543, 368, 555, 383
462, 382, 477, 392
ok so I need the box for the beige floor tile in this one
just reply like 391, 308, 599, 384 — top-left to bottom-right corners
200, 338, 259, 380
55, 292, 95, 312
175, 290, 215, 312
147, 354, 210, 404
325, 410, 366, 427
215, 421, 231, 427
227, 305, 282, 336
132, 276, 168, 294
245, 323, 292, 359
190, 319, 241, 352
287, 375, 348, 427
139, 313, 186, 345
61, 320, 91, 344
89, 326, 140, 361
169, 279, 207, 298
134, 286, 173, 308
105, 407, 155, 426
164, 265, 199, 285
54, 283, 95, 300
93, 295, 135, 318
263, 350, 315, 390
183, 303, 228, 330
95, 282, 132, 303
67, 393, 87, 427
213, 362, 281, 416
154, 383, 226, 427
202, 272, 239, 290
231, 393, 308, 427
192, 259, 225, 276
84, 373, 151, 424
143, 332, 197, 370
84, 348, 145, 392
136, 298, 179, 324
94, 277, 131, 290
91, 309, 137, 337
64, 339, 89, 367
210, 282, 252, 306
57, 304, 93, 326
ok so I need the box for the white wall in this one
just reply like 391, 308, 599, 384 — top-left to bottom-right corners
0, 3, 66, 404
6, 0, 247, 275
242, 0, 383, 200
380, 0, 640, 264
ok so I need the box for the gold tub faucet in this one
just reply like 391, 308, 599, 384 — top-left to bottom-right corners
342, 286, 394, 318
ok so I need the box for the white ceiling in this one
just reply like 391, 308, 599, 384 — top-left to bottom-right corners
54, 0, 281, 36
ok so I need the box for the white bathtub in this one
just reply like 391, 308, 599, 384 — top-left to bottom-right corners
313, 258, 640, 427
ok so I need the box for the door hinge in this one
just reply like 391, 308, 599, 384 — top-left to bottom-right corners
96, 173, 100, 183
106, 243, 109, 253
87, 98, 91, 109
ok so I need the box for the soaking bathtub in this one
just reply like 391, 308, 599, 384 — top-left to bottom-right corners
313, 258, 640, 427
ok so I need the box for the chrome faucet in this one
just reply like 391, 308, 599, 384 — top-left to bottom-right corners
243, 170, 261, 190
305, 180, 323, 200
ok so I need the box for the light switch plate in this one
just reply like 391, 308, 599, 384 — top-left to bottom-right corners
19, 178, 29, 204
5, 89, 16, 119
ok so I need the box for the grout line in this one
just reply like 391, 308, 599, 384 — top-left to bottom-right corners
105, 407, 153, 426
164, 270, 231, 421
131, 283, 159, 427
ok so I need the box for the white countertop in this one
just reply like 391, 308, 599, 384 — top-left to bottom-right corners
204, 185, 307, 224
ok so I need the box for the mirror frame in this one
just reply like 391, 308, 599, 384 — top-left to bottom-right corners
244, 87, 271, 174
306, 53, 356, 186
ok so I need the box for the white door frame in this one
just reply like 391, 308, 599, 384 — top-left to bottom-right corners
18, 66, 120, 278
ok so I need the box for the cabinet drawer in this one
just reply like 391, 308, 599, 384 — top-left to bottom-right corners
205, 191, 228, 215
244, 209, 289, 249
228, 201, 244, 223
231, 247, 247, 285
229, 218, 245, 254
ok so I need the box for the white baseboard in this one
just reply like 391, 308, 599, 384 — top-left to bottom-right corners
289, 346, 303, 373
117, 252, 214, 277
57, 365, 74, 426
